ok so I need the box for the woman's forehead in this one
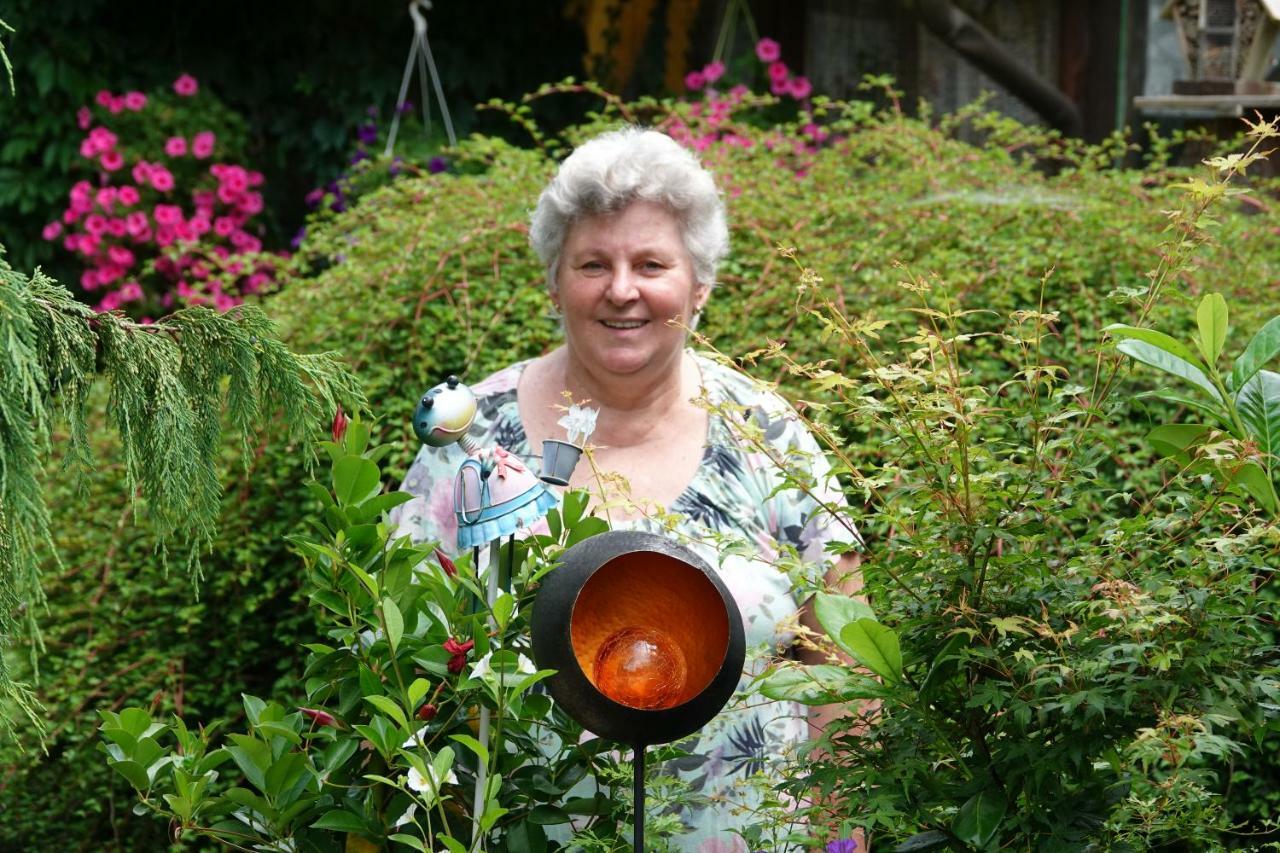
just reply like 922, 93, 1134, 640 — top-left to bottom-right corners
563, 201, 684, 251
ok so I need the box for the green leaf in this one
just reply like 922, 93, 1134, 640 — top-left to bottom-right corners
311, 809, 369, 833
506, 819, 549, 852
1105, 323, 1205, 369
364, 695, 409, 731
492, 592, 515, 631
107, 759, 151, 791
813, 592, 876, 650
892, 831, 950, 852
1229, 461, 1278, 514
1115, 339, 1221, 401
1145, 424, 1211, 459
839, 618, 902, 684
1195, 292, 1228, 365
952, 788, 1007, 846
1231, 315, 1280, 392
382, 598, 404, 651
333, 456, 381, 505
389, 833, 429, 851
436, 834, 468, 853
449, 733, 489, 765
408, 678, 431, 707
1237, 370, 1280, 457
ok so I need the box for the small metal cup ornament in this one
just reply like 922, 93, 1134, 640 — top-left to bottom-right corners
539, 404, 598, 486
531, 530, 745, 849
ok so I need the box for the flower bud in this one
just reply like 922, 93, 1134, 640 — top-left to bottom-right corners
416, 702, 439, 721
332, 406, 349, 442
299, 707, 339, 728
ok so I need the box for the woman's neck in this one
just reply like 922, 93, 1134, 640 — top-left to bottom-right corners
555, 345, 695, 446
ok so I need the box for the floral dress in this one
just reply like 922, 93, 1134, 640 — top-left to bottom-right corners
390, 351, 860, 851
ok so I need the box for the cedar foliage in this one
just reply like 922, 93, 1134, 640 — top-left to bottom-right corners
0, 247, 363, 739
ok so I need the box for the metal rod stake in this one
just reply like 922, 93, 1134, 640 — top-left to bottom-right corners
633, 745, 645, 851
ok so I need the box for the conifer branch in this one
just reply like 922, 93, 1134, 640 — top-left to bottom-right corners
0, 246, 365, 738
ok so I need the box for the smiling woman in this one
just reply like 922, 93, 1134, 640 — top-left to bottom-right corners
392, 128, 862, 850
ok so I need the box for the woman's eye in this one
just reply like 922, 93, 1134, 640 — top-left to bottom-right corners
640, 260, 665, 272
580, 261, 606, 272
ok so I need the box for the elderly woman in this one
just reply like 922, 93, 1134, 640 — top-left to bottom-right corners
393, 127, 860, 850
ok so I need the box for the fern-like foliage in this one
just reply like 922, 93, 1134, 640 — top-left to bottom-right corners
0, 246, 364, 738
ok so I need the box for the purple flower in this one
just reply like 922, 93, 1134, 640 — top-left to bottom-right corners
397, 100, 415, 116
349, 148, 369, 165
389, 156, 404, 176
290, 227, 307, 250
357, 122, 378, 145
304, 188, 324, 208
826, 841, 858, 853
428, 156, 447, 174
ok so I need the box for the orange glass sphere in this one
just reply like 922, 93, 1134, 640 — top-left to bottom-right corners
592, 626, 689, 710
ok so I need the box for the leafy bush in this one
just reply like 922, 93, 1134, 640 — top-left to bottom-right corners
8, 85, 1280, 845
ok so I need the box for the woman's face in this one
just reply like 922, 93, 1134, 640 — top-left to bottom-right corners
555, 201, 707, 378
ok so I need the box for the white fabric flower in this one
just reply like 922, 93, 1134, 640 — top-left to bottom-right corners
469, 650, 536, 681
556, 404, 598, 445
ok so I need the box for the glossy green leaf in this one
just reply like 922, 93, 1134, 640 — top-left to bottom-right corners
450, 733, 489, 765
1105, 323, 1205, 368
1195, 292, 1228, 364
332, 456, 381, 505
1145, 424, 1211, 459
1229, 461, 1278, 514
311, 809, 369, 833
388, 833, 428, 851
382, 598, 404, 651
408, 677, 431, 707
952, 788, 1007, 846
1115, 338, 1222, 401
892, 831, 950, 851
758, 663, 888, 705
107, 759, 151, 791
506, 819, 549, 852
1231, 315, 1280, 392
839, 618, 902, 684
436, 834, 468, 853
1237, 370, 1280, 457
813, 592, 876, 649
364, 694, 409, 731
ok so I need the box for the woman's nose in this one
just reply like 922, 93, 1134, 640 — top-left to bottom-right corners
604, 266, 638, 303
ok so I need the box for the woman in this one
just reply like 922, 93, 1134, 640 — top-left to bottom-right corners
393, 127, 861, 850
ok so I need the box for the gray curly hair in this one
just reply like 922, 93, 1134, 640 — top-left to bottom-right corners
529, 127, 730, 293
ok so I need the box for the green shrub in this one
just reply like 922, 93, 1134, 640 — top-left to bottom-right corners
8, 87, 1280, 845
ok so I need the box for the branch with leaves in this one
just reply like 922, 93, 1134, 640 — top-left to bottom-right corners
0, 247, 364, 738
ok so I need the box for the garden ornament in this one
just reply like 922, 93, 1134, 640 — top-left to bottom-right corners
385, 0, 456, 157
412, 374, 556, 843
540, 403, 598, 486
531, 530, 745, 850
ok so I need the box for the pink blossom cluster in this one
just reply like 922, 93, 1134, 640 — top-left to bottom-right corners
684, 37, 812, 101
45, 73, 281, 317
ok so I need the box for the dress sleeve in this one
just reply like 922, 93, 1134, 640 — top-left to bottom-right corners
388, 441, 467, 553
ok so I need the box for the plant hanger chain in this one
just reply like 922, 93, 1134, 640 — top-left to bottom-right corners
385, 0, 456, 157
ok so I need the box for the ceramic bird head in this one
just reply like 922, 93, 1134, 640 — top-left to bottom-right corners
413, 375, 476, 448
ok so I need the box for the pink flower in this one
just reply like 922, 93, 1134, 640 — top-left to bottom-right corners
238, 192, 264, 215
84, 214, 107, 236
106, 218, 127, 237
42, 222, 62, 241
108, 95, 126, 114
124, 91, 147, 111
771, 78, 790, 96
150, 166, 175, 192
213, 216, 235, 237
221, 165, 248, 193
247, 170, 264, 186
155, 225, 176, 247
100, 150, 124, 171
125, 211, 149, 236
62, 208, 82, 225
756, 37, 781, 63
190, 214, 211, 236
98, 291, 123, 312
190, 261, 210, 280
153, 204, 183, 225
702, 60, 725, 84
193, 190, 216, 211
76, 107, 92, 130
192, 131, 215, 159
132, 160, 153, 185
175, 221, 196, 242
768, 61, 789, 82
119, 281, 144, 301
173, 73, 199, 96
117, 185, 140, 206
79, 138, 97, 159
108, 245, 135, 266
95, 187, 117, 210
80, 269, 99, 290
164, 136, 187, 157
95, 90, 113, 108
787, 75, 812, 99
213, 293, 239, 312
96, 263, 123, 285
216, 183, 239, 205
231, 231, 261, 252
684, 70, 706, 91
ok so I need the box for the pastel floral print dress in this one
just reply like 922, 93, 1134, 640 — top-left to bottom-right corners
390, 351, 860, 851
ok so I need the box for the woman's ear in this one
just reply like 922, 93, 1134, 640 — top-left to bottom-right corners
694, 284, 710, 313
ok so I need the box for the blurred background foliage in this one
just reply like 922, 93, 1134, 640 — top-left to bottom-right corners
2, 1, 1279, 848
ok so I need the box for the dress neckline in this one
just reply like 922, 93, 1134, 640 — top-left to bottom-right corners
503, 351, 717, 515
